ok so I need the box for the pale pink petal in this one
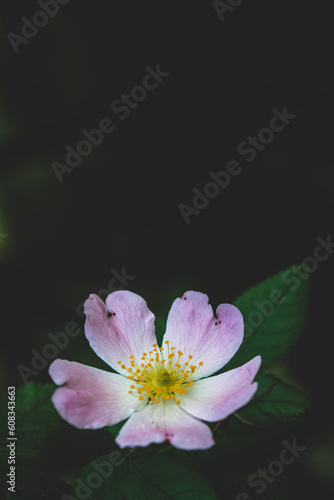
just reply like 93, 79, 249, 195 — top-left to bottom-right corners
84, 291, 157, 375
163, 291, 244, 379
49, 359, 146, 429
178, 356, 261, 421
115, 399, 214, 450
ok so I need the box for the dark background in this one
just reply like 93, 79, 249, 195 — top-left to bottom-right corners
1, 1, 334, 498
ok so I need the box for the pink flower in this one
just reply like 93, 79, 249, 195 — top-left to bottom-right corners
49, 291, 261, 450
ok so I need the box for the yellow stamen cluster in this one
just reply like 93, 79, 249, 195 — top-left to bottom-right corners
117, 341, 203, 405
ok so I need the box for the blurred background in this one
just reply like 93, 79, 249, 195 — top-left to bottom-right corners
1, 1, 334, 498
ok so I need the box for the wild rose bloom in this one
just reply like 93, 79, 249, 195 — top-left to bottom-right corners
49, 290, 261, 450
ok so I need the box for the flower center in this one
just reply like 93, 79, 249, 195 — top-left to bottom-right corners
117, 341, 203, 405
155, 368, 172, 388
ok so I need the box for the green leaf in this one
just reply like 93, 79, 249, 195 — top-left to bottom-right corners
15, 467, 68, 500
230, 373, 310, 429
227, 264, 310, 369
70, 453, 127, 500
106, 420, 125, 438
0, 383, 63, 457
125, 453, 218, 500
155, 316, 166, 345
70, 451, 218, 500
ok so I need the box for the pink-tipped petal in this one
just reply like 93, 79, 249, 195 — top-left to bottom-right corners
115, 399, 214, 450
49, 359, 146, 429
163, 291, 244, 379
178, 356, 261, 421
84, 291, 157, 374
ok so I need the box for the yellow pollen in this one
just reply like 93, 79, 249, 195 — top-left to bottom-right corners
123, 343, 202, 405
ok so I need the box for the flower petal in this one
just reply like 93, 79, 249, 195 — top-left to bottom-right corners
163, 291, 244, 379
49, 359, 146, 429
178, 356, 261, 421
84, 291, 157, 374
115, 399, 214, 450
